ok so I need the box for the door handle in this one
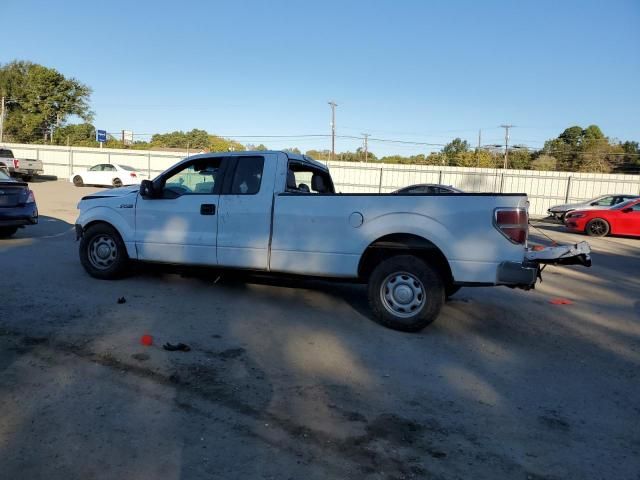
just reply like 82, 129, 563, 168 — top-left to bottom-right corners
200, 204, 216, 215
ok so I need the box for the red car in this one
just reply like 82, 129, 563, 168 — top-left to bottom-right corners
565, 198, 640, 237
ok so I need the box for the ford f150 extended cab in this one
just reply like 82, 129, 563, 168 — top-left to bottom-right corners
0, 148, 44, 181
75, 151, 591, 331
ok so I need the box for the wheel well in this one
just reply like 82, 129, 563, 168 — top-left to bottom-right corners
82, 220, 124, 239
358, 233, 453, 284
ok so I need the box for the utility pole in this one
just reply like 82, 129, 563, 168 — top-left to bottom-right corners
362, 133, 370, 162
477, 129, 482, 166
0, 96, 4, 143
500, 124, 514, 169
328, 101, 337, 161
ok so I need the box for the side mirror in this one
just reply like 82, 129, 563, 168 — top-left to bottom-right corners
140, 179, 155, 198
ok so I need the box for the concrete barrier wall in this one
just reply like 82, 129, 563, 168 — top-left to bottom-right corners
4, 142, 639, 216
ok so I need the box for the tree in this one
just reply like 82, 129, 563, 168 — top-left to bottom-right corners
0, 60, 93, 143
52, 123, 97, 146
443, 138, 469, 157
530, 154, 557, 171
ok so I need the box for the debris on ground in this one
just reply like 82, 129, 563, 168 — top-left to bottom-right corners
131, 352, 150, 362
550, 298, 573, 305
117, 296, 126, 304
163, 342, 191, 352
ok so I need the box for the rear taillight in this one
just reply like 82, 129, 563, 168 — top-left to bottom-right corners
494, 208, 528, 244
130, 172, 137, 178
26, 190, 35, 203
13, 159, 19, 169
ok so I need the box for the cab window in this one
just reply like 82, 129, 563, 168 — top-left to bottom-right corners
162, 158, 221, 197
230, 156, 264, 195
286, 162, 333, 194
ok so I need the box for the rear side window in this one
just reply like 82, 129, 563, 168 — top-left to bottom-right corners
230, 156, 264, 194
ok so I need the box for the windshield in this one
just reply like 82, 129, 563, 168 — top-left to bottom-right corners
611, 199, 637, 210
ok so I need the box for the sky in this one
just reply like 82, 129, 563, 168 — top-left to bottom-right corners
2, 0, 639, 156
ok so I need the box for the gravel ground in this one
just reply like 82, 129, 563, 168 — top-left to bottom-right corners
0, 180, 638, 479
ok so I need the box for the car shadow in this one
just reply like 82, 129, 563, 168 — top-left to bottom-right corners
28, 175, 59, 183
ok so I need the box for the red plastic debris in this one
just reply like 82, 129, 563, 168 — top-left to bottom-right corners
140, 334, 153, 346
549, 298, 573, 305
531, 245, 545, 251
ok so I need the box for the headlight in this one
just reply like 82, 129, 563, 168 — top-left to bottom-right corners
569, 213, 586, 218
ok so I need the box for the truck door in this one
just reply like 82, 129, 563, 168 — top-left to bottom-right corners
216, 154, 276, 270
135, 156, 227, 265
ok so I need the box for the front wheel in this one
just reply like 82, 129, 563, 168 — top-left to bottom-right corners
586, 218, 609, 237
73, 175, 84, 186
368, 255, 445, 332
79, 223, 129, 279
112, 178, 122, 188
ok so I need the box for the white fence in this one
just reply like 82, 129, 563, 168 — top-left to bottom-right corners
4, 142, 640, 217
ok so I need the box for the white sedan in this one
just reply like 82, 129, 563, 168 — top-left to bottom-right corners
70, 164, 148, 187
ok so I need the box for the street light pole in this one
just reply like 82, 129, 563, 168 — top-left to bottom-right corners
500, 124, 514, 169
328, 101, 337, 161
362, 133, 370, 162
0, 96, 5, 143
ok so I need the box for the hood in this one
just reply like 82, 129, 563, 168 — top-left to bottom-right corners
549, 201, 590, 212
81, 186, 139, 200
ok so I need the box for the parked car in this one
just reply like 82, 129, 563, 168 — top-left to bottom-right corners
393, 184, 463, 194
565, 198, 640, 237
0, 148, 44, 181
70, 163, 148, 187
74, 151, 591, 332
0, 168, 38, 238
548, 194, 638, 222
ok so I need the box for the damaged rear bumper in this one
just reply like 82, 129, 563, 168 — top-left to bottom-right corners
497, 241, 592, 289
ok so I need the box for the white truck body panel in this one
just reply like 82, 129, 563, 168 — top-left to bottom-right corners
76, 151, 589, 289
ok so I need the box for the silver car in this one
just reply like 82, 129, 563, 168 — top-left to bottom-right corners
393, 184, 463, 194
548, 194, 639, 222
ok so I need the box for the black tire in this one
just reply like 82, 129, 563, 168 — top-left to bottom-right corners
368, 255, 445, 332
0, 226, 19, 238
79, 223, 129, 279
586, 218, 610, 237
445, 284, 462, 299
22, 175, 33, 182
73, 175, 84, 187
112, 178, 123, 188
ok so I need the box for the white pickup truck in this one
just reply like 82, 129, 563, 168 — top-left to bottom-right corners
75, 151, 591, 331
0, 148, 44, 181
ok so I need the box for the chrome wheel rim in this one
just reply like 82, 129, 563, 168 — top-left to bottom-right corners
88, 234, 118, 270
380, 271, 425, 318
589, 220, 606, 235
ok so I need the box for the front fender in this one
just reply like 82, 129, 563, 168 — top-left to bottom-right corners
76, 205, 137, 258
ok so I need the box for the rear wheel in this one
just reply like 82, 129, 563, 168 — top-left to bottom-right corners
112, 178, 122, 188
22, 175, 33, 182
586, 218, 610, 237
79, 223, 129, 279
0, 227, 19, 238
368, 255, 444, 332
73, 175, 84, 187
